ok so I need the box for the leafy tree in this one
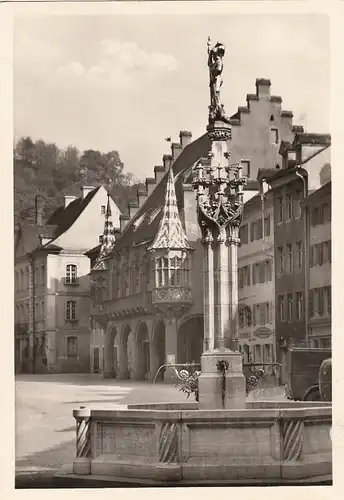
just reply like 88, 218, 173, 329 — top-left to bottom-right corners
14, 137, 140, 231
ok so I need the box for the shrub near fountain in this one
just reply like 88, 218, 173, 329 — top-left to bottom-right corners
57, 38, 332, 487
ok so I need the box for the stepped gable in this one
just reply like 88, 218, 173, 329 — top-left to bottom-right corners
114, 133, 210, 251
46, 186, 101, 239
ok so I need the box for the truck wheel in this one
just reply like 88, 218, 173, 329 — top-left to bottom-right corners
303, 387, 321, 401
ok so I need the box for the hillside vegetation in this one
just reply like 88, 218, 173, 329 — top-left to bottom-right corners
14, 137, 141, 230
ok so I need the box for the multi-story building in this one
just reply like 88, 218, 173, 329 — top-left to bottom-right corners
237, 187, 276, 371
303, 181, 331, 348
265, 134, 331, 382
87, 78, 307, 381
14, 185, 121, 373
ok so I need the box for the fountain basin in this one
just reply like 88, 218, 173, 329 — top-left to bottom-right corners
57, 400, 332, 486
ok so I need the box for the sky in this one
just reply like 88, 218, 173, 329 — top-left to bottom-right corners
14, 13, 330, 181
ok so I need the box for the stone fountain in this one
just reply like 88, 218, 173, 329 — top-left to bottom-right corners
56, 38, 332, 486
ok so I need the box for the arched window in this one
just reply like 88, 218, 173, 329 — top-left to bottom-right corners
65, 264, 77, 284
66, 336, 78, 358
66, 300, 77, 320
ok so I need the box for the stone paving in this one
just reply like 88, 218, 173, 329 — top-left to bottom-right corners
15, 374, 286, 487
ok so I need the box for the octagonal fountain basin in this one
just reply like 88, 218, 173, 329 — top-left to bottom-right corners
59, 400, 332, 487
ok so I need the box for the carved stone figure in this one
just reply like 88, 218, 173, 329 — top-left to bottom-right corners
207, 37, 230, 124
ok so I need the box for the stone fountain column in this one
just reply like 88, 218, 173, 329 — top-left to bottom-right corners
193, 119, 247, 410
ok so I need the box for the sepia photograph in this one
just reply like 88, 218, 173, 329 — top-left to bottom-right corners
8, 0, 333, 491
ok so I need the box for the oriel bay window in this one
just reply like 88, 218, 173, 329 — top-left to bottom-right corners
154, 253, 190, 288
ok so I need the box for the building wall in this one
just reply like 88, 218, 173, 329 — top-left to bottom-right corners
46, 253, 91, 372
237, 191, 276, 374
52, 186, 121, 251
308, 187, 331, 347
273, 178, 306, 345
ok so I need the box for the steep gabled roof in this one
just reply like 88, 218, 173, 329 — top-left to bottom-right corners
15, 224, 60, 257
114, 133, 210, 251
47, 186, 101, 239
148, 166, 192, 251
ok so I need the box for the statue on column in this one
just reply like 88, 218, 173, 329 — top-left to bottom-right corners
207, 37, 230, 125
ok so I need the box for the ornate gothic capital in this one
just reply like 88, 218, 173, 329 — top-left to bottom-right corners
207, 124, 232, 142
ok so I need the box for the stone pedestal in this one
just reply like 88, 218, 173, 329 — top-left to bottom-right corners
198, 349, 246, 409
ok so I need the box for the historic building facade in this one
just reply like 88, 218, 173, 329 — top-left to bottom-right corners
237, 187, 276, 371
303, 180, 331, 348
14, 185, 121, 373
265, 135, 331, 383
88, 78, 308, 381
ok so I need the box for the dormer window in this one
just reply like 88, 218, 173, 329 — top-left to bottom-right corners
101, 205, 106, 215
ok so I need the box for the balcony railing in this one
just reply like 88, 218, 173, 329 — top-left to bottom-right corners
152, 286, 193, 305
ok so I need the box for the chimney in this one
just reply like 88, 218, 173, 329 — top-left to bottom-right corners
120, 214, 130, 232
35, 195, 43, 226
145, 177, 156, 196
137, 189, 148, 208
163, 154, 173, 171
154, 165, 166, 183
64, 195, 77, 208
81, 186, 95, 199
255, 78, 271, 97
179, 130, 192, 148
128, 200, 140, 219
171, 142, 182, 161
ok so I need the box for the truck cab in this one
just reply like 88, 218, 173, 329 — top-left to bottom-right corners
285, 347, 331, 401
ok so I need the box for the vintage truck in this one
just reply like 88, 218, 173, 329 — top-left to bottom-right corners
285, 347, 332, 401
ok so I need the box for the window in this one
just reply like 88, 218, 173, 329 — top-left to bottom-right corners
318, 243, 324, 266
296, 292, 303, 320
317, 287, 324, 316
252, 263, 259, 285
322, 202, 331, 223
41, 301, 45, 319
294, 190, 301, 218
40, 265, 45, 286
265, 302, 270, 324
250, 219, 263, 242
324, 286, 331, 315
255, 344, 262, 363
15, 271, 19, 291
309, 289, 314, 318
101, 205, 106, 214
66, 300, 76, 321
243, 265, 251, 286
259, 304, 265, 325
241, 160, 250, 178
238, 268, 243, 289
323, 241, 330, 263
277, 197, 283, 223
66, 336, 78, 358
20, 269, 24, 291
270, 128, 279, 144
311, 207, 321, 226
296, 242, 302, 270
265, 259, 272, 282
287, 244, 293, 272
287, 293, 293, 321
286, 194, 293, 220
264, 215, 271, 237
66, 264, 77, 284
277, 246, 284, 274
99, 235, 103, 244
239, 224, 249, 245
278, 295, 285, 321
26, 267, 30, 289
